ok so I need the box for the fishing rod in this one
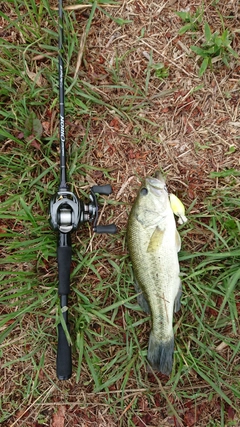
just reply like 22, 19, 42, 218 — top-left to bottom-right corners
49, 0, 117, 380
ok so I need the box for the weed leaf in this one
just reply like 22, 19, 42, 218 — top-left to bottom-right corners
191, 45, 208, 57
199, 57, 209, 76
204, 22, 212, 42
179, 23, 194, 35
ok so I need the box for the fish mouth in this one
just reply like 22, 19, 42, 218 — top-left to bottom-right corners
154, 171, 165, 182
146, 171, 167, 191
146, 177, 164, 187
145, 172, 168, 197
146, 178, 166, 198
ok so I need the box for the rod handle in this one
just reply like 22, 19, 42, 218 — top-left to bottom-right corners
57, 323, 72, 380
57, 245, 72, 295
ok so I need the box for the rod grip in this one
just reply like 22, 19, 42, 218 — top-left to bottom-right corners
57, 246, 72, 295
57, 323, 72, 380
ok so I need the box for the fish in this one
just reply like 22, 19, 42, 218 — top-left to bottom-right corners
127, 172, 182, 375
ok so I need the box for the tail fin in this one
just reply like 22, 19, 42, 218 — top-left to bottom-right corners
147, 332, 174, 375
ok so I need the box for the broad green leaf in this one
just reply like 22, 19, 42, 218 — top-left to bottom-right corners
191, 45, 208, 57
32, 118, 43, 138
179, 23, 194, 35
227, 46, 239, 58
199, 57, 209, 76
175, 11, 190, 21
222, 55, 230, 67
204, 22, 212, 42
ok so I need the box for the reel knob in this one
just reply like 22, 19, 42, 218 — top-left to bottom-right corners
94, 224, 117, 234
91, 184, 112, 196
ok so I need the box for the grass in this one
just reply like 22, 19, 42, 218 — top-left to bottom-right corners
191, 22, 238, 76
1, 0, 240, 426
176, 6, 204, 35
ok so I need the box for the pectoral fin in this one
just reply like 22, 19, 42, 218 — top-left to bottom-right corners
147, 226, 164, 253
175, 230, 181, 252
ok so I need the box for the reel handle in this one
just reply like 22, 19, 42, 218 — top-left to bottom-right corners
94, 224, 117, 234
91, 184, 112, 196
90, 185, 117, 234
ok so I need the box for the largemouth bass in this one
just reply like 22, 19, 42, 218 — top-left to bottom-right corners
127, 172, 182, 375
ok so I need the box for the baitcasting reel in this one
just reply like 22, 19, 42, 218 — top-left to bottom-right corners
49, 184, 117, 234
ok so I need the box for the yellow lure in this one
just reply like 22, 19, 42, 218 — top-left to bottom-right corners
169, 193, 188, 224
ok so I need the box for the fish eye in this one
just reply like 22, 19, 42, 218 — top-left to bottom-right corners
140, 187, 148, 196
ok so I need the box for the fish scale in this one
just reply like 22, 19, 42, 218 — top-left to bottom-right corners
127, 173, 182, 375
